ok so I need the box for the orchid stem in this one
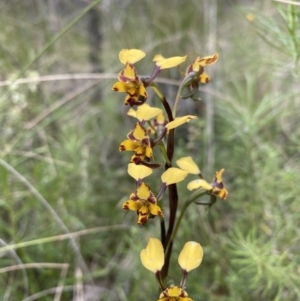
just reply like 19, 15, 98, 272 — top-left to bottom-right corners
166, 191, 207, 254
157, 141, 171, 166
172, 73, 195, 117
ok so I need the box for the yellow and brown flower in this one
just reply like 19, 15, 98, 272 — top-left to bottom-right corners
187, 168, 228, 200
119, 122, 153, 164
123, 182, 163, 225
177, 157, 228, 200
112, 62, 147, 106
185, 53, 218, 84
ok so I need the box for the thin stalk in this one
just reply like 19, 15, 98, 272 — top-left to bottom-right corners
172, 85, 184, 118
157, 141, 170, 165
151, 83, 174, 123
165, 191, 207, 255
172, 74, 195, 117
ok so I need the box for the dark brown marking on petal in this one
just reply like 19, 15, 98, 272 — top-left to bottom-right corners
112, 87, 119, 91
142, 137, 150, 145
132, 156, 142, 165
127, 131, 135, 140
127, 97, 137, 107
119, 145, 126, 151
148, 193, 157, 204
130, 194, 139, 201
138, 216, 147, 225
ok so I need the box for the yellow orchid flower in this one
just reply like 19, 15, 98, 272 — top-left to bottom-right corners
140, 238, 164, 273
176, 156, 228, 200
161, 168, 188, 185
119, 123, 153, 164
112, 62, 147, 106
187, 169, 228, 200
127, 103, 162, 122
127, 163, 152, 180
123, 182, 163, 225
153, 54, 187, 69
165, 116, 197, 130
119, 49, 146, 64
185, 53, 218, 84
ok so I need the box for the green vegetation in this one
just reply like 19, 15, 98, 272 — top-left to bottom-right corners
0, 0, 299, 300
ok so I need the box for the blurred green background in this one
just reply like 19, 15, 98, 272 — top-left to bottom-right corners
0, 0, 299, 300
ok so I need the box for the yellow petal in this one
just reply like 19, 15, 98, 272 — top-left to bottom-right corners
127, 163, 152, 180
187, 179, 213, 191
135, 104, 162, 121
214, 187, 228, 200
199, 72, 210, 84
132, 123, 148, 141
112, 81, 128, 92
155, 55, 187, 69
127, 108, 137, 118
119, 139, 139, 152
139, 82, 148, 98
119, 49, 146, 64
165, 116, 197, 130
145, 146, 153, 159
176, 157, 200, 175
161, 168, 188, 185
140, 238, 164, 273
136, 182, 151, 200
156, 112, 166, 125
122, 200, 142, 211
213, 169, 225, 183
121, 63, 137, 80
149, 203, 163, 216
152, 54, 165, 62
178, 241, 203, 272
128, 104, 162, 121
191, 59, 200, 72
197, 53, 218, 66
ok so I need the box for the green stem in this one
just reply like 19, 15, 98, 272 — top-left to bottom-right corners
158, 141, 171, 166
172, 74, 195, 117
151, 83, 174, 123
150, 82, 164, 100
172, 85, 184, 118
166, 191, 207, 254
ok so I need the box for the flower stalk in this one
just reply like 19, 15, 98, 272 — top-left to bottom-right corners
112, 48, 226, 300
